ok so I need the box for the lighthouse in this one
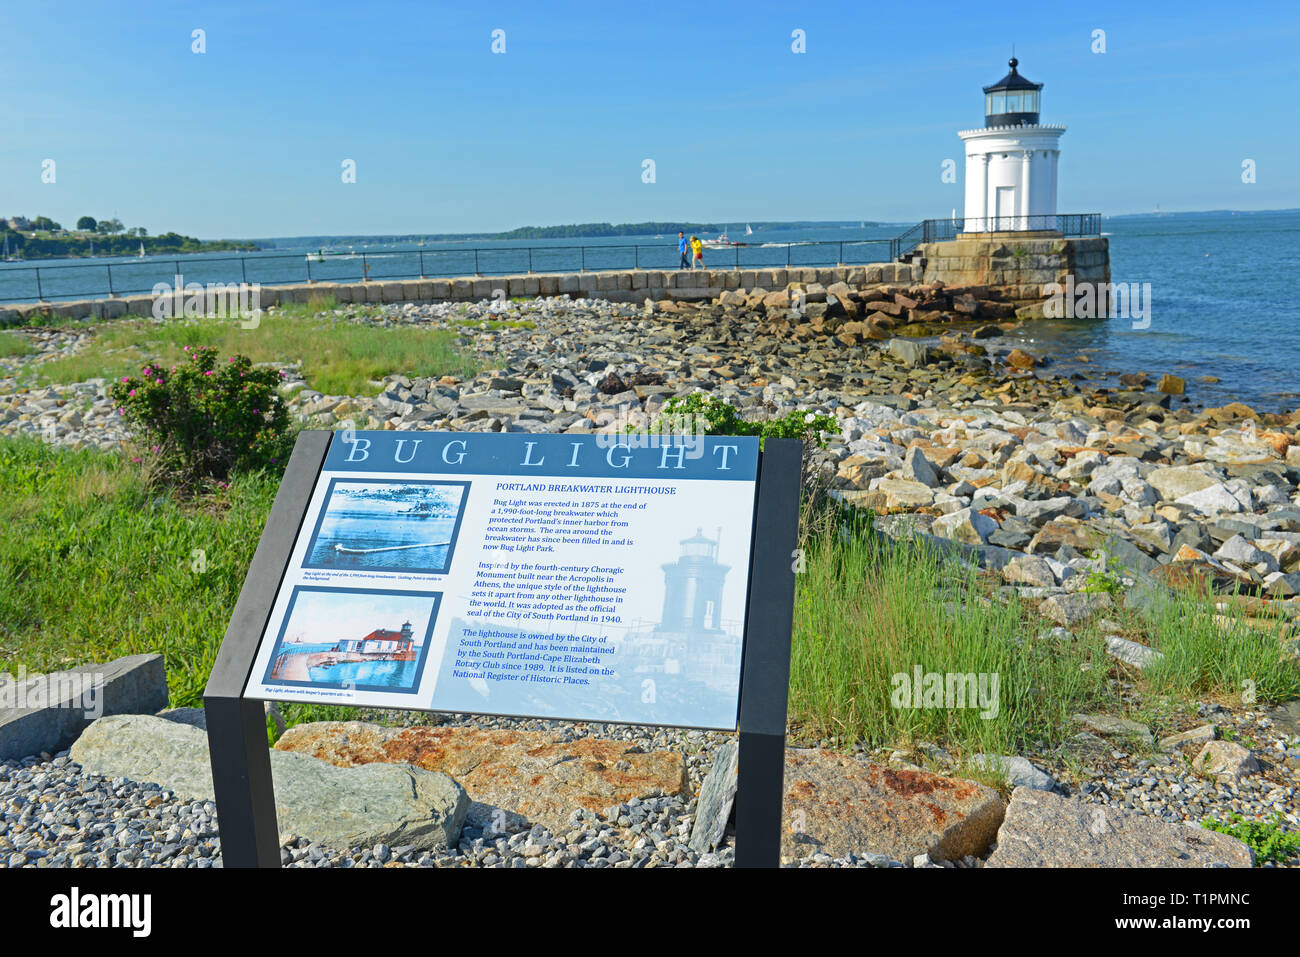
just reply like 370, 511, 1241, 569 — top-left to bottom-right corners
958, 58, 1065, 233
656, 528, 729, 635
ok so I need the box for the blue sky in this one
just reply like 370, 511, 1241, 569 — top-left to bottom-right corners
2, 0, 1297, 237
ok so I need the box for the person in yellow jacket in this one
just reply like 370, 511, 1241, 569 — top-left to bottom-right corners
690, 235, 704, 270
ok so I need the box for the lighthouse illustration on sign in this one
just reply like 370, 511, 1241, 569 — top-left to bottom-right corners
958, 57, 1065, 232
626, 527, 742, 694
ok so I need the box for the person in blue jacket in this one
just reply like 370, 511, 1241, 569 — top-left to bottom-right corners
678, 231, 690, 269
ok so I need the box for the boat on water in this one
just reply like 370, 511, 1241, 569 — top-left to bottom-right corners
138, 242, 146, 259
306, 248, 360, 262
702, 227, 747, 248
745, 224, 753, 236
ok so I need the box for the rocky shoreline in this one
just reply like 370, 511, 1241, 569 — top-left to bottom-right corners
2, 281, 1298, 867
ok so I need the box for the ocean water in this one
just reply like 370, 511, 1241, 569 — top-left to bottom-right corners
1003, 210, 1300, 414
307, 504, 457, 572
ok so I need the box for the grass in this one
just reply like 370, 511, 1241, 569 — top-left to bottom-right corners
24, 297, 478, 396
0, 436, 280, 708
788, 502, 1117, 758
0, 331, 36, 357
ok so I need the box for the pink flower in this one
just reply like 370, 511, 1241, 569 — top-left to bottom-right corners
132, 456, 141, 463
121, 376, 129, 383
128, 389, 136, 397
204, 370, 214, 376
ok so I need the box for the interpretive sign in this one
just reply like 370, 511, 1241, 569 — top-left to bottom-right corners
205, 430, 801, 867
245, 430, 760, 729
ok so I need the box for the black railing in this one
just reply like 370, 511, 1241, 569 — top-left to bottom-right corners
0, 241, 896, 303
0, 214, 1102, 305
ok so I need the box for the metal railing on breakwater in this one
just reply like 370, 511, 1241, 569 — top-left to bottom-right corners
0, 214, 1101, 304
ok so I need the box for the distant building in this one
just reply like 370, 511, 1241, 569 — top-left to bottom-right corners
335, 620, 415, 656
5, 217, 31, 232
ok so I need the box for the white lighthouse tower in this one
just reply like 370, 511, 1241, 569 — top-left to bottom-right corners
958, 58, 1065, 233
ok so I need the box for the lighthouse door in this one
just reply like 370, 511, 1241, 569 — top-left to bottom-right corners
995, 186, 1016, 231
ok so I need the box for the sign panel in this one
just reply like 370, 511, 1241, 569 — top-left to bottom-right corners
243, 431, 760, 730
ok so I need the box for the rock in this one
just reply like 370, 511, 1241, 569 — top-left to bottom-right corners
1003, 554, 1058, 588
1104, 635, 1164, 669
1006, 348, 1037, 370
71, 715, 468, 850
1214, 534, 1271, 568
1177, 483, 1245, 515
972, 324, 1000, 340
1147, 465, 1220, 502
1, 654, 168, 761
887, 339, 930, 368
1074, 713, 1153, 746
901, 446, 941, 487
688, 740, 737, 854
931, 507, 996, 545
1191, 741, 1260, 781
274, 722, 687, 835
1157, 374, 1185, 395
781, 750, 1003, 863
1158, 724, 1216, 752
969, 755, 1056, 791
873, 478, 936, 510
1040, 592, 1112, 626
985, 787, 1252, 867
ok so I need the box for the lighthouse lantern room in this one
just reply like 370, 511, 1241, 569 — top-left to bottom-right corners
959, 57, 1065, 234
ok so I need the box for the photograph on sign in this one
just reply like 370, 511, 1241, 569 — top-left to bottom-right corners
243, 432, 760, 729
301, 478, 470, 575
262, 586, 440, 694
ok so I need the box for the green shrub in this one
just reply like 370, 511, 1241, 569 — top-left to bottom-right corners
657, 391, 837, 446
1202, 813, 1300, 866
109, 345, 291, 488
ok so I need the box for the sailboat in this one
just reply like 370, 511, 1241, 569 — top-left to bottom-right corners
138, 242, 147, 259
745, 223, 753, 236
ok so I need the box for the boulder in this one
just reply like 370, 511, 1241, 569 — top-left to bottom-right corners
901, 446, 941, 487
1006, 348, 1037, 370
1104, 635, 1164, 669
1191, 741, 1260, 781
1147, 465, 1219, 501
1158, 724, 1216, 752
1157, 374, 1185, 395
781, 750, 1004, 863
1039, 592, 1112, 626
1177, 483, 1245, 515
274, 721, 687, 835
931, 507, 997, 545
887, 339, 930, 369
1074, 712, 1153, 746
1003, 554, 1058, 588
1, 654, 168, 761
70, 715, 468, 851
968, 755, 1056, 791
985, 787, 1252, 867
